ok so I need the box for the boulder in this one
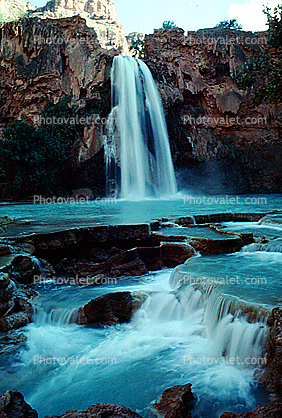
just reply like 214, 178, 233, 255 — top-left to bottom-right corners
0, 332, 27, 355
220, 401, 282, 417
71, 188, 94, 201
0, 312, 30, 332
153, 383, 196, 418
0, 390, 38, 418
45, 403, 142, 418
0, 273, 14, 302
10, 256, 35, 284
0, 271, 36, 332
77, 292, 147, 326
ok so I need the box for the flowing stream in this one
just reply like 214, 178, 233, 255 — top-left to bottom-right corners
1, 208, 282, 416
0, 267, 270, 418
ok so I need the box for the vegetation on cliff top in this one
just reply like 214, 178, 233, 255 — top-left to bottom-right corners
216, 19, 242, 30
162, 21, 177, 29
235, 5, 282, 107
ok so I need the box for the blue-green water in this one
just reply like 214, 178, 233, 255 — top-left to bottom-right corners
0, 194, 280, 235
1, 196, 281, 418
0, 270, 270, 418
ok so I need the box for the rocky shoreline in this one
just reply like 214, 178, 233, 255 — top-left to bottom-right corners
1, 212, 282, 417
1, 389, 282, 418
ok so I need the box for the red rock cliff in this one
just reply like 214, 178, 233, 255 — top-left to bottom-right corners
144, 28, 282, 193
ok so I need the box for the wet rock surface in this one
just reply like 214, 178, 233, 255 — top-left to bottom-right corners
220, 401, 282, 417
73, 248, 148, 278
0, 271, 37, 333
261, 307, 282, 397
77, 291, 147, 326
45, 404, 143, 418
0, 390, 38, 418
153, 383, 196, 418
161, 242, 195, 267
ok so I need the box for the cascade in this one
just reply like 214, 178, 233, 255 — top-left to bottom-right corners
105, 56, 177, 199
241, 242, 282, 253
33, 306, 79, 327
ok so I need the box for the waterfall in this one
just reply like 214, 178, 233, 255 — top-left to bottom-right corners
6, 269, 269, 418
33, 257, 47, 279
33, 306, 79, 326
241, 242, 282, 253
105, 55, 177, 199
164, 268, 269, 369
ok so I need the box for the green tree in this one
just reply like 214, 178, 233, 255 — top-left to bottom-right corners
162, 20, 177, 29
129, 38, 146, 59
0, 97, 78, 198
235, 5, 282, 107
216, 19, 243, 30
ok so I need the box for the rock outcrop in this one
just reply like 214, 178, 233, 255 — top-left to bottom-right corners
0, 0, 26, 22
0, 16, 113, 196
153, 383, 196, 418
0, 392, 142, 418
31, 0, 129, 54
0, 391, 38, 418
77, 291, 147, 326
220, 401, 282, 417
0, 272, 37, 332
261, 307, 282, 397
160, 242, 195, 267
144, 28, 282, 193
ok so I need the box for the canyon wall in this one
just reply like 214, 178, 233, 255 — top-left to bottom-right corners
144, 28, 282, 194
0, 16, 114, 197
30, 0, 129, 54
0, 19, 281, 197
0, 0, 26, 22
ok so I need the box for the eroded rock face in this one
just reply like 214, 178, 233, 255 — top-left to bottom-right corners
0, 270, 37, 333
0, 16, 112, 119
0, 0, 26, 22
220, 401, 282, 417
0, 245, 12, 256
0, 392, 143, 418
261, 307, 282, 397
153, 383, 196, 418
31, 0, 129, 54
161, 242, 195, 268
10, 256, 35, 284
0, 390, 38, 418
144, 28, 282, 193
0, 16, 113, 196
77, 291, 147, 326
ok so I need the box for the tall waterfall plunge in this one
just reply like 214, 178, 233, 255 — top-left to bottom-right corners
105, 56, 178, 199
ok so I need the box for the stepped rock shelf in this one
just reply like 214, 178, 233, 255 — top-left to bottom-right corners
1, 211, 282, 418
